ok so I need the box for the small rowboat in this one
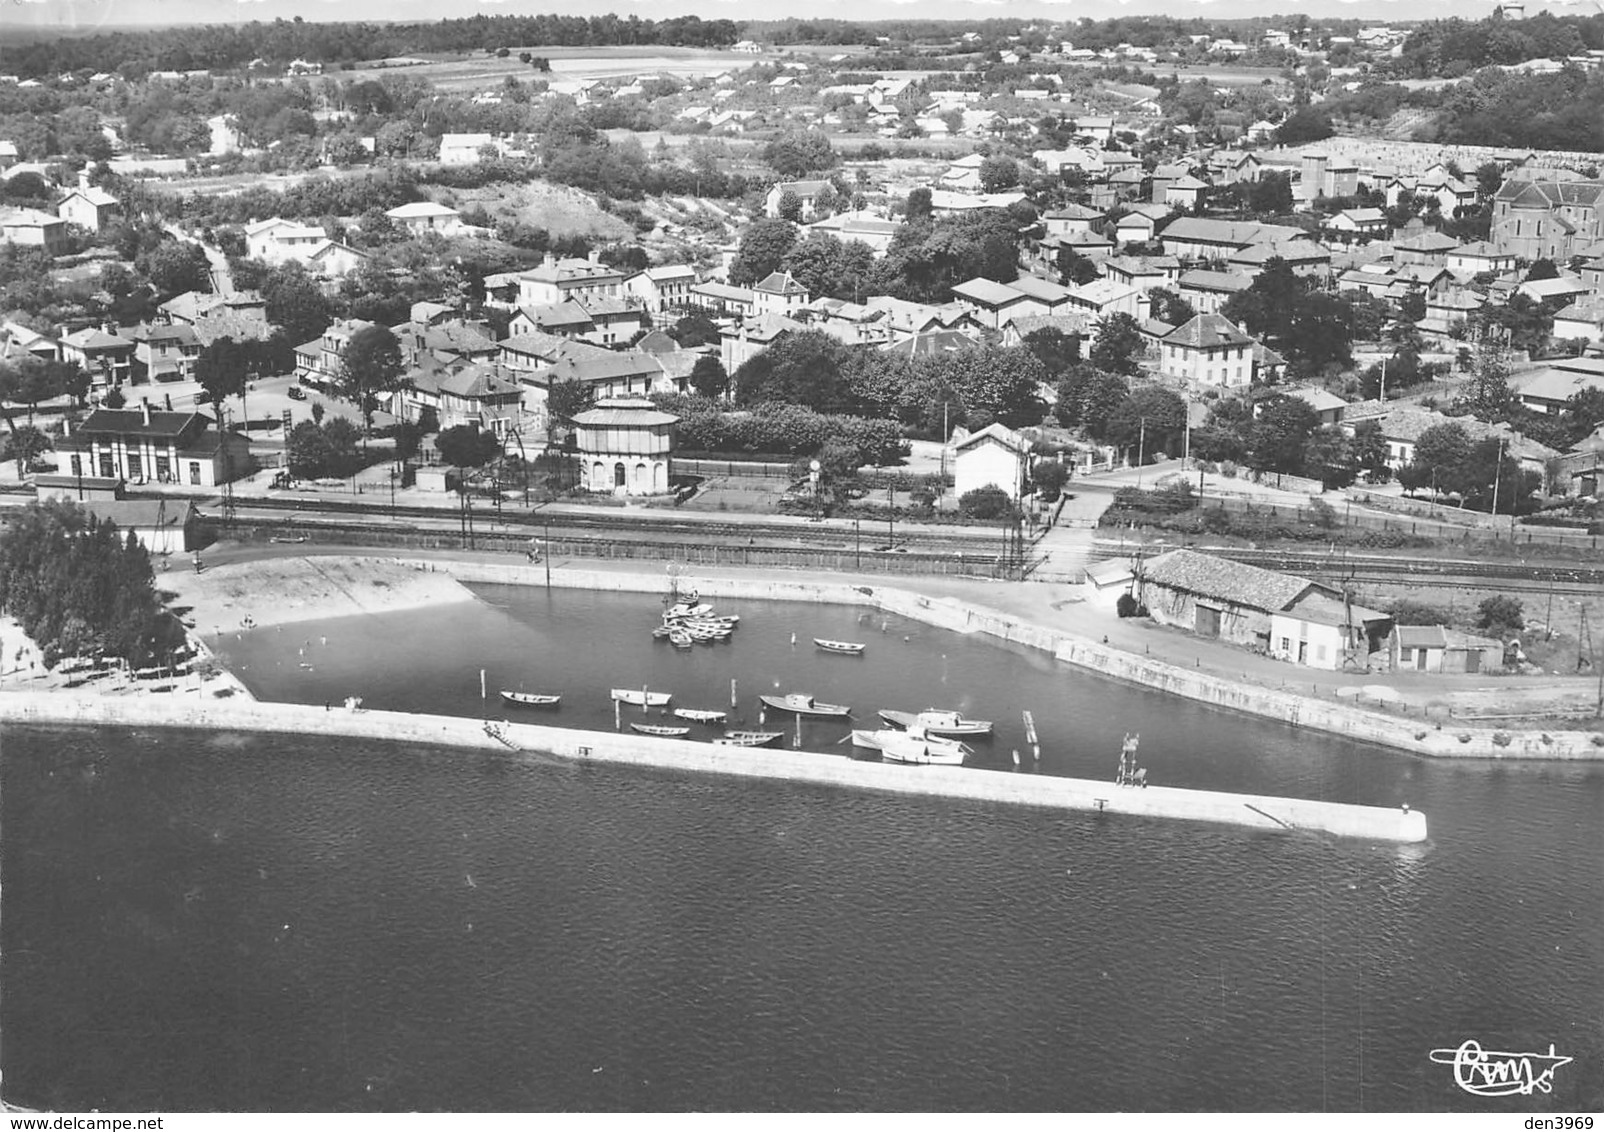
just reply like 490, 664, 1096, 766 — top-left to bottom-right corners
815, 638, 866, 655
716, 730, 784, 747
666, 602, 713, 619
878, 709, 994, 736
759, 693, 851, 717
501, 691, 561, 708
651, 626, 672, 640
673, 708, 728, 723
669, 630, 694, 649
613, 688, 671, 707
631, 723, 691, 738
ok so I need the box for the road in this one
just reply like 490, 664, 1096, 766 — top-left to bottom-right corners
164, 224, 234, 297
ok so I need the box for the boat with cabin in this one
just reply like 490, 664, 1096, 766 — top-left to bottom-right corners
851, 729, 972, 758
759, 693, 852, 718
877, 731, 967, 766
878, 709, 994, 736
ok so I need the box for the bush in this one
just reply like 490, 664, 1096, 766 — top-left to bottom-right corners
1391, 600, 1453, 626
958, 485, 1018, 521
1476, 595, 1525, 639
1116, 593, 1147, 618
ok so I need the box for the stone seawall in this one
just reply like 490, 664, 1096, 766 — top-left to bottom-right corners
413, 559, 1602, 761
0, 693, 1427, 844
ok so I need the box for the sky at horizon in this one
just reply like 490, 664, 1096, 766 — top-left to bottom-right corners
2, 0, 1595, 34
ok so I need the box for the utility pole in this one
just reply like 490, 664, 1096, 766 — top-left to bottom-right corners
1490, 435, 1505, 524
1135, 417, 1146, 489
1379, 356, 1386, 405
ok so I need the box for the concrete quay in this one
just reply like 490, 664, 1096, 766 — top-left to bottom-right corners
0, 693, 1429, 844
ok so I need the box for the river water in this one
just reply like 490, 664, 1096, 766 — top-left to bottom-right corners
3, 586, 1600, 1111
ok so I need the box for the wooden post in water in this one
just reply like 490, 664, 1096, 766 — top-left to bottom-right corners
641, 684, 649, 713
794, 713, 802, 749
730, 678, 738, 709
1023, 710, 1040, 762
614, 697, 621, 731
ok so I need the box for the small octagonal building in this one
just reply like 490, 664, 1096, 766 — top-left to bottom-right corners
571, 396, 678, 496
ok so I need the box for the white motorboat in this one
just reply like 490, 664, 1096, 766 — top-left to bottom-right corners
877, 709, 994, 736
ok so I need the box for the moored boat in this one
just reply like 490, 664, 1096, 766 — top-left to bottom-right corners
717, 730, 784, 747
630, 723, 691, 738
853, 728, 971, 758
759, 693, 852, 717
500, 690, 561, 707
613, 688, 672, 706
670, 629, 694, 649
878, 708, 994, 736
814, 638, 866, 655
673, 708, 728, 723
878, 731, 967, 766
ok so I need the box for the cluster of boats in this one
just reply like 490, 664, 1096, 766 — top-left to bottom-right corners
651, 601, 740, 649
504, 669, 997, 767
851, 709, 994, 766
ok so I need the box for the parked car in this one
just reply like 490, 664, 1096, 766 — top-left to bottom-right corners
287, 386, 306, 401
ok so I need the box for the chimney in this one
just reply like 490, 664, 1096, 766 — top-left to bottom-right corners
588, 249, 601, 265
164, 393, 172, 412
543, 252, 556, 269
140, 398, 151, 426
78, 169, 91, 191
102, 321, 115, 336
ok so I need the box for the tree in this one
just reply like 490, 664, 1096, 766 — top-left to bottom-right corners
547, 378, 594, 425
1055, 246, 1100, 287
194, 336, 247, 409
1457, 341, 1514, 422
434, 424, 501, 485
1350, 419, 1391, 483
668, 311, 719, 348
762, 131, 837, 178
728, 219, 798, 287
978, 155, 1020, 193
339, 324, 404, 440
1408, 422, 1472, 496
1525, 258, 1559, 282
1303, 426, 1359, 489
5, 424, 50, 478
263, 263, 334, 344
1031, 459, 1070, 502
141, 240, 212, 300
1088, 313, 1145, 376
774, 190, 803, 223
733, 329, 856, 413
1105, 386, 1186, 460
1477, 595, 1524, 641
689, 355, 729, 401
905, 187, 933, 225
1474, 161, 1504, 200
1245, 395, 1319, 475
1022, 327, 1081, 378
1273, 107, 1335, 147
916, 346, 1047, 431
1148, 288, 1196, 328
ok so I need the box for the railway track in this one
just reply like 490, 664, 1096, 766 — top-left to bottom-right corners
205, 497, 1022, 557
1090, 542, 1604, 594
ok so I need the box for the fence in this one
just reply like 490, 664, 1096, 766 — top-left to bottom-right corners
675, 458, 795, 480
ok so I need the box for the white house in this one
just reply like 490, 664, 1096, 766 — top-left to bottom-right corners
384, 201, 464, 237
953, 422, 1029, 501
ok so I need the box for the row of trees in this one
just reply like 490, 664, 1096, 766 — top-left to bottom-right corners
0, 500, 186, 668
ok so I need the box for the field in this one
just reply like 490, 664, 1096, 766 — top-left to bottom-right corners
449, 179, 633, 241
340, 46, 751, 94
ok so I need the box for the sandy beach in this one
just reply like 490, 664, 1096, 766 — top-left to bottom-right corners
163, 555, 479, 634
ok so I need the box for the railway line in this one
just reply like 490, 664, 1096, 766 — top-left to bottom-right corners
1090, 541, 1604, 596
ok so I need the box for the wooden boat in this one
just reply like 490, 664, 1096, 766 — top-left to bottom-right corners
814, 638, 866, 655
717, 730, 784, 747
673, 708, 728, 723
878, 730, 967, 766
612, 688, 672, 707
759, 693, 851, 717
500, 691, 561, 708
666, 602, 713, 619
630, 723, 691, 738
878, 709, 994, 736
669, 630, 694, 649
651, 626, 672, 640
